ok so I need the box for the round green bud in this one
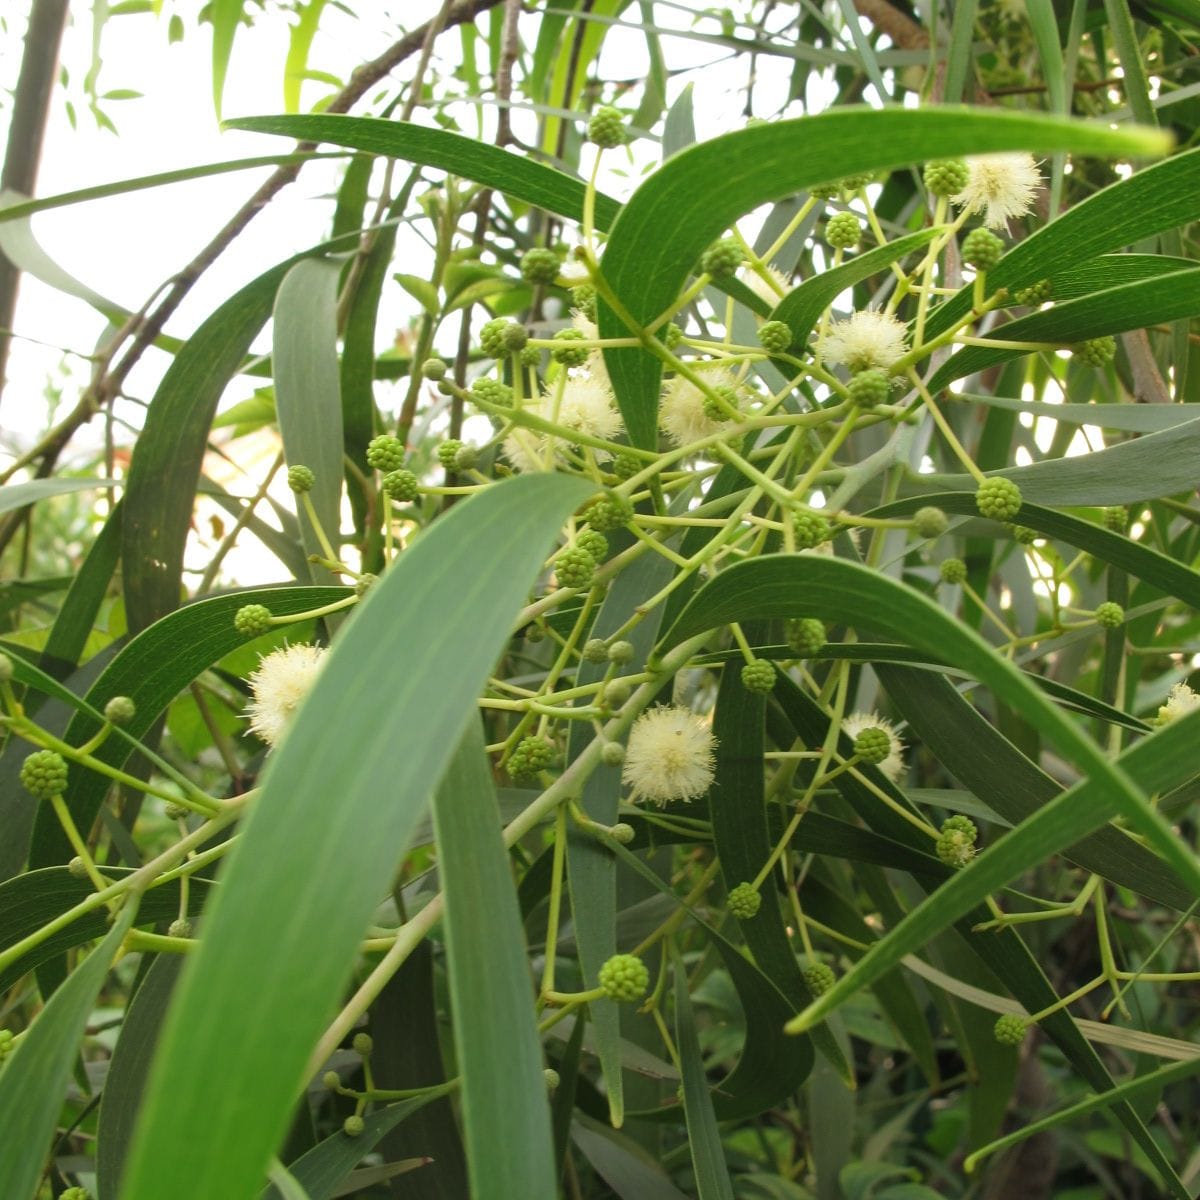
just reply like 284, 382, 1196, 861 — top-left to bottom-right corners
598, 953, 650, 1002
740, 657, 776, 694
701, 384, 740, 423
840, 172, 874, 191
104, 695, 136, 725
234, 603, 273, 638
343, 1115, 365, 1138
607, 640, 635, 665
571, 282, 597, 321
355, 573, 378, 598
700, 237, 744, 279
792, 510, 831, 550
847, 368, 890, 408
551, 328, 589, 367
453, 444, 479, 471
555, 546, 595, 590
604, 678, 631, 707
785, 617, 826, 657
587, 105, 627, 149
544, 1067, 562, 1091
509, 735, 555, 781
1013, 278, 1052, 306
286, 464, 315, 494
164, 801, 190, 821
68, 856, 89, 879
662, 322, 683, 349
525, 623, 546, 644
352, 1032, 373, 1057
825, 211, 861, 249
1103, 505, 1128, 533
583, 493, 634, 533
436, 377, 457, 396
962, 226, 1005, 271
480, 318, 520, 358
1010, 524, 1037, 545
611, 453, 641, 481
323, 1070, 341, 1090
0, 651, 12, 682
20, 749, 68, 800
609, 821, 635, 843
853, 726, 892, 765
576, 529, 608, 562
758, 320, 793, 354
993, 1013, 1027, 1046
520, 247, 561, 285
366, 434, 406, 472
422, 357, 448, 380
942, 814, 976, 835
1094, 601, 1125, 630
939, 557, 967, 585
1073, 335, 1117, 368
437, 439, 463, 470
727, 882, 762, 920
923, 159, 969, 197
382, 469, 420, 503
975, 477, 1022, 521
518, 345, 542, 368
912, 506, 948, 539
802, 961, 836, 997
810, 179, 841, 200
472, 377, 515, 408
60, 1190, 90, 1200
935, 815, 978, 868
168, 917, 192, 939
583, 638, 608, 664
600, 741, 626, 768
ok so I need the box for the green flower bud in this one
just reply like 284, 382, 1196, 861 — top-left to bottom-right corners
609, 820, 635, 843
60, 1190, 91, 1200
322, 1070, 341, 1090
607, 640, 635, 664
544, 1067, 562, 1090
551, 328, 589, 366
168, 918, 193, 939
68, 855, 89, 879
603, 678, 631, 706
521, 247, 561, 285
555, 546, 595, 590
611, 453, 641, 481
234, 603, 274, 638
472, 378, 515, 408
437, 439, 463, 470
825, 211, 861, 249
935, 815, 978, 868
343, 1114, 365, 1138
164, 801, 190, 821
923, 159, 969, 197
1009, 524, 1037, 544
509, 735, 556, 780
587, 105, 627, 149
583, 493, 634, 533
700, 237, 744, 279
571, 282, 597, 321
453, 444, 479, 471
847, 368, 890, 408
662, 322, 684, 349
598, 953, 649, 1002
727, 881, 761, 920
1073, 335, 1116, 367
785, 617, 825, 657
975, 477, 1022, 521
792, 510, 831, 550
912, 506, 948, 539
758, 320, 793, 354
802, 961, 835, 997
962, 226, 1005, 271
287, 464, 315, 493
583, 638, 608, 664
382, 469, 420, 502
355, 572, 378, 598
600, 741, 626, 768
480, 318, 524, 357
1103, 505, 1128, 533
576, 529, 608, 562
518, 344, 542, 368
1013, 278, 1052, 306
422, 357, 448, 380
1094, 601, 1125, 630
104, 695, 136, 725
853, 726, 892, 764
366, 434, 406, 472
352, 1032, 373, 1057
993, 1013, 1027, 1046
20, 749, 68, 800
740, 657, 776, 694
939, 557, 967, 585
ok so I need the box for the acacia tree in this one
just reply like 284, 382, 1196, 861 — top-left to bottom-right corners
1, 3, 1200, 1199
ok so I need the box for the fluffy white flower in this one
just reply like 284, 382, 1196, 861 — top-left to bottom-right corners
818, 309, 909, 373
622, 705, 717, 806
1157, 681, 1200, 726
246, 643, 328, 747
659, 369, 739, 448
952, 153, 1042, 230
552, 373, 624, 445
502, 425, 549, 472
842, 711, 906, 782
739, 263, 790, 307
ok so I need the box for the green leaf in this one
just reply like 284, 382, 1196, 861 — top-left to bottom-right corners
570, 1112, 690, 1200
283, 0, 328, 113
674, 954, 736, 1200
957, 390, 1200, 433
431, 723, 556, 1199
226, 115, 622, 230
595, 107, 1172, 447
210, 0, 245, 118
0, 476, 116, 515
121, 474, 592, 1200
0, 899, 136, 1200
927, 267, 1200, 392
273, 257, 345, 582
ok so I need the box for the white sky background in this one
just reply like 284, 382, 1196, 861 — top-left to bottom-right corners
0, 2, 843, 584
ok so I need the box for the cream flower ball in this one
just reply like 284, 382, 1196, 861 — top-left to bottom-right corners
952, 153, 1042, 230
622, 705, 717, 806
842, 711, 906, 783
659, 369, 739, 448
1157, 681, 1200, 726
245, 643, 328, 747
818, 309, 909, 374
